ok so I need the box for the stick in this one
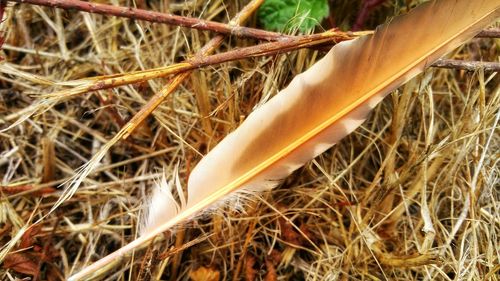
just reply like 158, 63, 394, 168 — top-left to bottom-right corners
103, 29, 351, 141
43, 30, 355, 100
7, 0, 290, 41
7, 0, 497, 42
476, 28, 500, 38
433, 59, 500, 72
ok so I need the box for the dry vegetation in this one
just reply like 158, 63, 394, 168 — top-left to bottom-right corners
0, 0, 499, 280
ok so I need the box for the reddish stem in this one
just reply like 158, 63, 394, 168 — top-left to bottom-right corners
7, 0, 290, 41
0, 185, 57, 195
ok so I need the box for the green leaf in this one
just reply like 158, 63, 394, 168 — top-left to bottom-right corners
258, 0, 329, 33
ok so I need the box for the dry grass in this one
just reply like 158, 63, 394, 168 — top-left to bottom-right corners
0, 0, 499, 280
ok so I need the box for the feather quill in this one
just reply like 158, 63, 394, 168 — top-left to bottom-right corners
69, 1, 499, 280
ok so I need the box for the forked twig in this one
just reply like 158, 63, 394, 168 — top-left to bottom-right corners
6, 0, 497, 41
0, 29, 359, 133
43, 30, 356, 99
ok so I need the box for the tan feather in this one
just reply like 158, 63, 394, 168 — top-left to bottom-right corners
69, 1, 500, 280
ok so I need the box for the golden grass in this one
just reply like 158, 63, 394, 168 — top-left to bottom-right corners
0, 0, 499, 280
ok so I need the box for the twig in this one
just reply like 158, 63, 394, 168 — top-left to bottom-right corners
6, 0, 496, 43
476, 28, 500, 38
433, 59, 500, 72
43, 30, 355, 100
3, 31, 494, 134
6, 0, 290, 41
41, 30, 492, 104
0, 185, 56, 195
0, 29, 349, 130
0, 30, 351, 133
119, 0, 281, 140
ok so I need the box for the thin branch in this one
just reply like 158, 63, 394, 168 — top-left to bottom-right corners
0, 185, 56, 195
3, 29, 494, 134
476, 28, 500, 38
433, 59, 500, 72
119, 0, 274, 140
3, 0, 498, 136
6, 0, 290, 41
43, 30, 355, 100
7, 0, 497, 43
39, 29, 493, 105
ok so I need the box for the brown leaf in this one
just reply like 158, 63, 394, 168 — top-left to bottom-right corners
3, 253, 40, 277
19, 225, 42, 249
189, 266, 220, 281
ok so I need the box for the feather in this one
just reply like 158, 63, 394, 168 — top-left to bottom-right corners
68, 1, 500, 280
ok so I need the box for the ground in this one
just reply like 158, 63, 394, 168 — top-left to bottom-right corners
0, 0, 498, 280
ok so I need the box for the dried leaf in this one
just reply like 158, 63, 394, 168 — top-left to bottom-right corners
189, 266, 220, 281
19, 225, 42, 249
3, 253, 39, 277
